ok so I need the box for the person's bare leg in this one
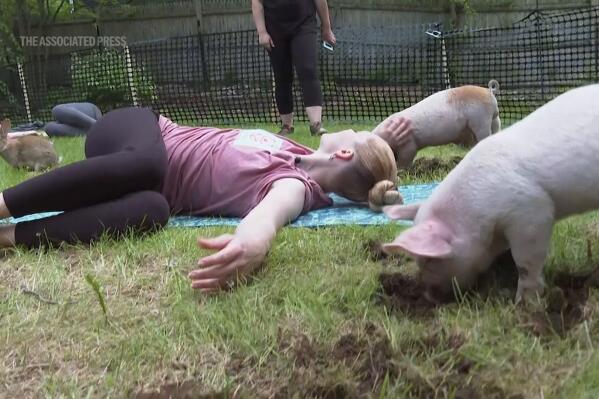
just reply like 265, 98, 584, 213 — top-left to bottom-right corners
0, 193, 12, 219
281, 113, 294, 127
277, 113, 294, 135
0, 225, 15, 248
307, 106, 326, 135
306, 106, 322, 126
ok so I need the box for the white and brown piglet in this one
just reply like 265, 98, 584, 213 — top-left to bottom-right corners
373, 80, 501, 168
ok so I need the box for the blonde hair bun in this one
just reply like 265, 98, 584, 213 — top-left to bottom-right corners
368, 180, 403, 211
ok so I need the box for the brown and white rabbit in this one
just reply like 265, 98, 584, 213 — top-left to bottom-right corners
0, 119, 59, 171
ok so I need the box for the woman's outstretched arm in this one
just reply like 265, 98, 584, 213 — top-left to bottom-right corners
188, 178, 306, 292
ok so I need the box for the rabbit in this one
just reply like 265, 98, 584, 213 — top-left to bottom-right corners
0, 119, 60, 171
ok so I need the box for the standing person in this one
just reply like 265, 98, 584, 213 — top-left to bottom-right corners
251, 0, 336, 136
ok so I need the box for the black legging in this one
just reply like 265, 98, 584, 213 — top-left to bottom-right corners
3, 107, 170, 248
269, 20, 323, 115
45, 102, 103, 137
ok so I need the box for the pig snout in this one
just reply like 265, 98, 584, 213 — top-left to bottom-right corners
418, 260, 465, 303
420, 268, 476, 303
383, 218, 491, 302
422, 284, 453, 305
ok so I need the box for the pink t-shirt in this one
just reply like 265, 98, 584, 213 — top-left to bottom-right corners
158, 116, 332, 217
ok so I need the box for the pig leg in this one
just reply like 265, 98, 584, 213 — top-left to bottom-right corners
505, 214, 554, 304
395, 140, 418, 169
467, 116, 494, 143
491, 114, 501, 134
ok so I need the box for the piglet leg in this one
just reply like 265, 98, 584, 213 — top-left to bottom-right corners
396, 141, 418, 170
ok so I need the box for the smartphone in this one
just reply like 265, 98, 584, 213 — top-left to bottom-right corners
322, 41, 334, 52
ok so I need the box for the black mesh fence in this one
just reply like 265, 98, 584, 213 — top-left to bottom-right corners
443, 7, 599, 124
319, 24, 443, 122
1, 6, 598, 127
128, 32, 279, 125
0, 65, 25, 121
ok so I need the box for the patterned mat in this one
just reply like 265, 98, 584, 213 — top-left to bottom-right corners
1, 183, 438, 228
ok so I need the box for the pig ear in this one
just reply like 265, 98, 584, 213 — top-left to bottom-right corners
383, 203, 420, 220
381, 220, 452, 258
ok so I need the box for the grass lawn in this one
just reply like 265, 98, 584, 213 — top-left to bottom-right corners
1, 122, 599, 398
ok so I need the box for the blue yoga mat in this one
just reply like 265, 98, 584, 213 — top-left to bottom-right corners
1, 183, 438, 228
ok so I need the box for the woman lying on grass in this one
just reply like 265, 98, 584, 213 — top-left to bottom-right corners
0, 108, 412, 292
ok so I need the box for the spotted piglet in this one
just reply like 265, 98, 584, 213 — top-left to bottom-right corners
382, 84, 599, 303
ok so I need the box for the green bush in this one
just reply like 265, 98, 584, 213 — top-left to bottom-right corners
71, 49, 157, 110
0, 79, 24, 121
0, 80, 19, 108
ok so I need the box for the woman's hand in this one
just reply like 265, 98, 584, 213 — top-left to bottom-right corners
189, 234, 268, 292
322, 28, 336, 46
376, 116, 414, 150
189, 178, 305, 294
258, 31, 275, 51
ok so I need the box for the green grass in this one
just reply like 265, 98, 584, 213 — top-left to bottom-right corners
1, 124, 599, 398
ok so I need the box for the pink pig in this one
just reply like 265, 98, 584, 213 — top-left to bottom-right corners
382, 84, 599, 303
372, 80, 501, 169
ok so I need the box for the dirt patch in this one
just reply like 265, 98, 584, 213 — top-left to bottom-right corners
364, 240, 407, 267
223, 321, 527, 399
403, 365, 513, 399
377, 273, 439, 317
278, 329, 318, 369
372, 250, 519, 316
428, 331, 466, 353
402, 354, 521, 399
134, 381, 231, 399
403, 327, 467, 357
226, 323, 398, 399
521, 265, 599, 337
404, 156, 463, 177
365, 240, 389, 262
396, 329, 524, 399
373, 242, 598, 339
332, 323, 398, 391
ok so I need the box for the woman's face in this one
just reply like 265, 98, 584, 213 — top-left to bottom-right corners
317, 129, 373, 154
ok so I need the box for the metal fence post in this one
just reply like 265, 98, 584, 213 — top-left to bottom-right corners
425, 24, 451, 91
441, 32, 451, 89
595, 9, 599, 82
124, 45, 139, 107
194, 0, 210, 90
17, 63, 32, 123
533, 10, 547, 102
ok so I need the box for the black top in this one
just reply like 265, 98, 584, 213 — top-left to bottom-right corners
263, 0, 317, 36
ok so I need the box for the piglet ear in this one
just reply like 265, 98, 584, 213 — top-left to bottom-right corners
381, 220, 452, 258
383, 203, 420, 221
